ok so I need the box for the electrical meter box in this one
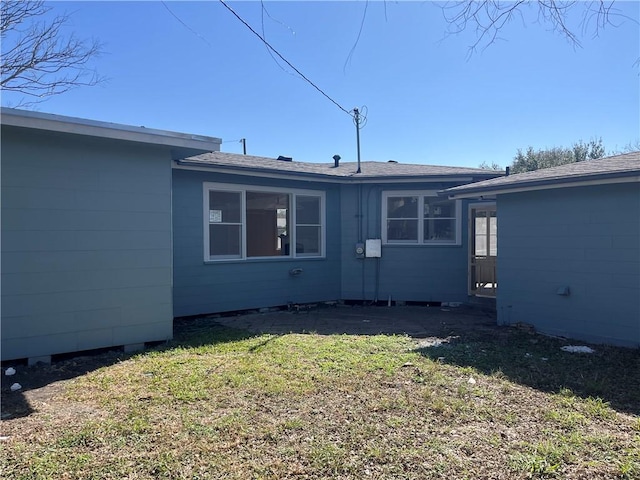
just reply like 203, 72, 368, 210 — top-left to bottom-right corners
355, 242, 365, 259
365, 239, 382, 258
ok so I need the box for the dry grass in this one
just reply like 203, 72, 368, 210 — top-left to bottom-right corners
1, 320, 639, 479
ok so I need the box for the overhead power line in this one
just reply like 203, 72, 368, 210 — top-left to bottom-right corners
344, 0, 369, 73
161, 1, 212, 47
218, 0, 353, 117
260, 0, 296, 76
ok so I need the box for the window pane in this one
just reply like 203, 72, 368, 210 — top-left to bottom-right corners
209, 191, 241, 223
387, 196, 418, 218
475, 213, 487, 255
489, 212, 497, 256
296, 195, 320, 225
424, 218, 455, 241
246, 191, 289, 257
209, 224, 241, 257
296, 226, 321, 255
424, 198, 455, 218
475, 235, 487, 255
387, 219, 418, 241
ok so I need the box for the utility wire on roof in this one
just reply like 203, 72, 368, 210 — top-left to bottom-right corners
219, 0, 353, 117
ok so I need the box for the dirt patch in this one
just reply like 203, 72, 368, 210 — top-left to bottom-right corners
1, 350, 124, 420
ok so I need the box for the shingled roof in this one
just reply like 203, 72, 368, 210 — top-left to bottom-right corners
176, 151, 501, 182
445, 151, 640, 198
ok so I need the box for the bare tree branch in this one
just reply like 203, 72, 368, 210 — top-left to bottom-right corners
440, 1, 631, 57
1, 0, 104, 105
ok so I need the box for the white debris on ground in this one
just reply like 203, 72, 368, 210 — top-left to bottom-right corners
561, 345, 595, 354
467, 377, 477, 385
415, 336, 458, 348
10, 383, 22, 392
423, 338, 447, 347
4, 367, 16, 376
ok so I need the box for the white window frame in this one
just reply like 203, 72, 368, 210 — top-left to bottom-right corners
382, 190, 461, 246
203, 182, 326, 261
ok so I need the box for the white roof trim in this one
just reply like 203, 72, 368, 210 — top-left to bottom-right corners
172, 162, 476, 185
1, 107, 222, 151
447, 176, 640, 199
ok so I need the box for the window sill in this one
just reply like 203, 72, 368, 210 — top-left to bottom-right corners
382, 242, 461, 247
204, 256, 326, 265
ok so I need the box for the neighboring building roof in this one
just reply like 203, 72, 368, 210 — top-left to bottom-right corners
445, 152, 640, 198
1, 107, 222, 156
176, 151, 503, 183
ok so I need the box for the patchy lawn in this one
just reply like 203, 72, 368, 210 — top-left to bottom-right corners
1, 316, 639, 479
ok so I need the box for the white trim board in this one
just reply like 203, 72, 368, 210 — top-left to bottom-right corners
175, 162, 477, 185
1, 107, 222, 151
446, 176, 640, 199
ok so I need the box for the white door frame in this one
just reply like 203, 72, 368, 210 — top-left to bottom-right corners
468, 202, 497, 297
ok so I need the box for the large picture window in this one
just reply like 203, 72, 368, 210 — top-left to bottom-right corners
382, 191, 460, 245
204, 183, 325, 261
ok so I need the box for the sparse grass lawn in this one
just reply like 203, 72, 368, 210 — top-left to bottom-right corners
1, 320, 639, 479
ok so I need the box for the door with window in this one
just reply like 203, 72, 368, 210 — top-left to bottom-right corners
469, 205, 497, 297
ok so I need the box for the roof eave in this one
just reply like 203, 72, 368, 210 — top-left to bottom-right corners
1, 107, 222, 153
446, 171, 640, 199
175, 160, 499, 184
175, 160, 347, 181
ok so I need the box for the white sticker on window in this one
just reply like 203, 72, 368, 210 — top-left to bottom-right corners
209, 210, 222, 223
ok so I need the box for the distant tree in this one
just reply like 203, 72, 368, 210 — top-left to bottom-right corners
510, 138, 606, 174
478, 160, 502, 171
1, 1, 103, 106
623, 139, 640, 152
609, 139, 640, 155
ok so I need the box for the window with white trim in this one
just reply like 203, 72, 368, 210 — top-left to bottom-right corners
204, 183, 325, 260
382, 191, 461, 245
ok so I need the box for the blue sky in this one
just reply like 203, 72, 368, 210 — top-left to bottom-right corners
3, 1, 639, 167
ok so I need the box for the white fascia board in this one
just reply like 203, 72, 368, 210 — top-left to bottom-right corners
1, 107, 222, 151
174, 162, 344, 183
354, 176, 476, 184
446, 175, 640, 199
173, 162, 475, 185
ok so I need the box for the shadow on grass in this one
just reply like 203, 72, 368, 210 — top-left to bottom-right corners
4, 309, 637, 421
415, 326, 640, 416
0, 318, 255, 421
1, 348, 128, 420
171, 315, 256, 348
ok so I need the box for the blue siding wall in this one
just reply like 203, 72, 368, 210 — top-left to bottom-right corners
339, 183, 471, 303
172, 169, 342, 316
496, 183, 640, 347
1, 128, 174, 361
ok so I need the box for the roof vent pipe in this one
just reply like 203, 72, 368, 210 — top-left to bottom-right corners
505, 166, 510, 176
333, 155, 341, 167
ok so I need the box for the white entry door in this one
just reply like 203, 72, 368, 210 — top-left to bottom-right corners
469, 205, 497, 297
